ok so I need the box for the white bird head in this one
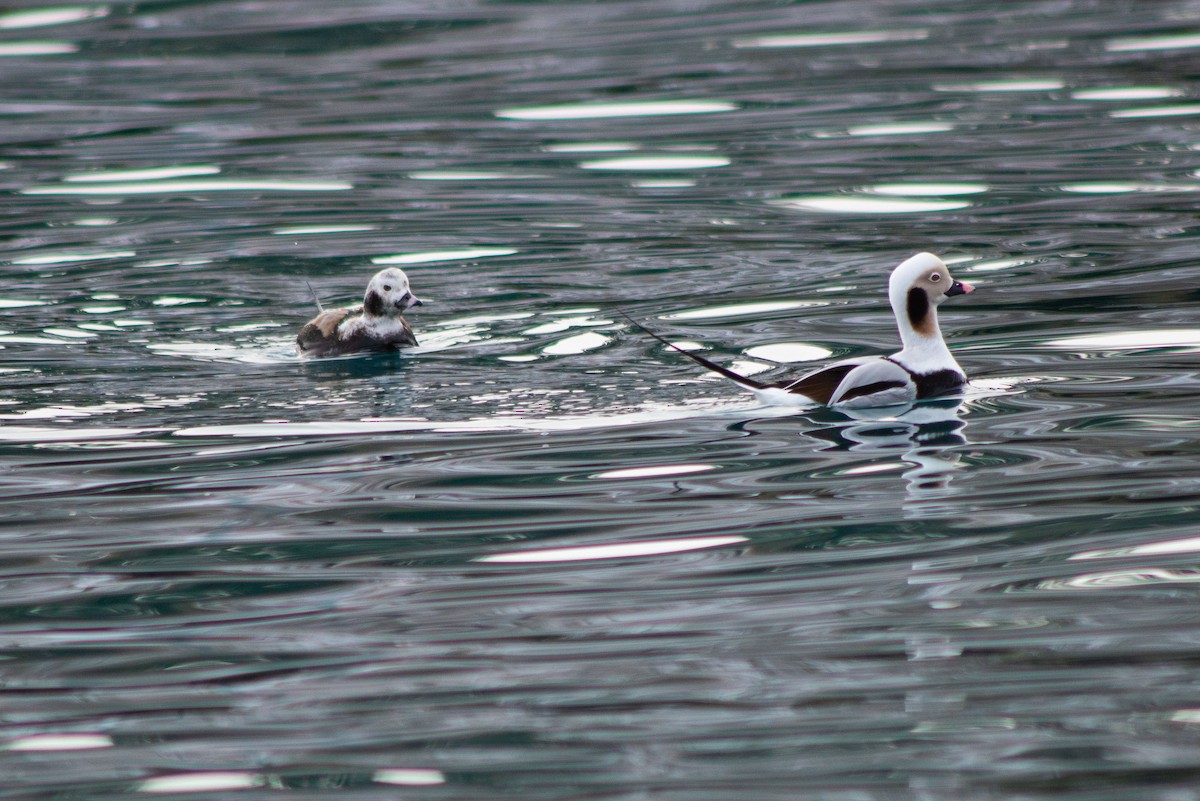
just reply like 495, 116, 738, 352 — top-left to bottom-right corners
362, 267, 422, 318
888, 252, 973, 340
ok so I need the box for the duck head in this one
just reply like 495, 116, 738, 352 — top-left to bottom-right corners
888, 252, 973, 342
362, 267, 422, 318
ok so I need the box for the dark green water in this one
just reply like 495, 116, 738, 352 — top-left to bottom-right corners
5, 1, 1200, 798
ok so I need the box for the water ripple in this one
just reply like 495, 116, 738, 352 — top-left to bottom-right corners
3, 2, 1200, 798
495, 100, 739, 121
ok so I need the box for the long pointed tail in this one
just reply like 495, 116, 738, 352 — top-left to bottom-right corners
620, 312, 768, 391
305, 281, 324, 313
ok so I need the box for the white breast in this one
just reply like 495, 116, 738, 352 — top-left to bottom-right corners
340, 316, 408, 340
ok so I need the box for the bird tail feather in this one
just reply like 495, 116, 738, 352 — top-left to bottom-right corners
305, 281, 324, 313
620, 312, 768, 391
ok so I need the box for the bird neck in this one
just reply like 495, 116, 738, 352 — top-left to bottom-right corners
891, 291, 960, 373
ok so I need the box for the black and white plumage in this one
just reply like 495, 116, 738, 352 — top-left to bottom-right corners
296, 267, 422, 358
629, 252, 975, 409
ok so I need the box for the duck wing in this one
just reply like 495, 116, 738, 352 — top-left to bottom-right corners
777, 357, 968, 407
775, 360, 863, 404
297, 307, 351, 353
822, 358, 917, 407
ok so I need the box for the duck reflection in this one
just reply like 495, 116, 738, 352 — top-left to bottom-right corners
801, 397, 968, 506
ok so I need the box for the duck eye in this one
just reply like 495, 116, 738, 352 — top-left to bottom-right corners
383, 284, 392, 291
929, 273, 941, 282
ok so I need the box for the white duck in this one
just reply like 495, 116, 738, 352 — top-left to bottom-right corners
630, 252, 975, 409
297, 267, 422, 358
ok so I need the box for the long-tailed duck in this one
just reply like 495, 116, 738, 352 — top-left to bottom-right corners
629, 252, 975, 409
296, 267, 422, 357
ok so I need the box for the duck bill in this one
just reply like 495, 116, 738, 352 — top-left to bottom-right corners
945, 280, 974, 297
395, 293, 424, 312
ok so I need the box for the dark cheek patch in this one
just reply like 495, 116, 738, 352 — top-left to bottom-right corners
364, 290, 385, 316
906, 287, 934, 336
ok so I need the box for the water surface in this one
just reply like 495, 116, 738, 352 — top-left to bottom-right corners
5, 1, 1200, 798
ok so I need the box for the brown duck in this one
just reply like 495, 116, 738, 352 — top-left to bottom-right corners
297, 267, 422, 358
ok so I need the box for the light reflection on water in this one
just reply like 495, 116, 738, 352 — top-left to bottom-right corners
21, 178, 356, 195
494, 99, 740, 120
770, 195, 973, 214
4, 0, 1200, 799
578, 154, 732, 171
731, 29, 929, 48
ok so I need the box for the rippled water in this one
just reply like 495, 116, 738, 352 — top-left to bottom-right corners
6, 1, 1200, 798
